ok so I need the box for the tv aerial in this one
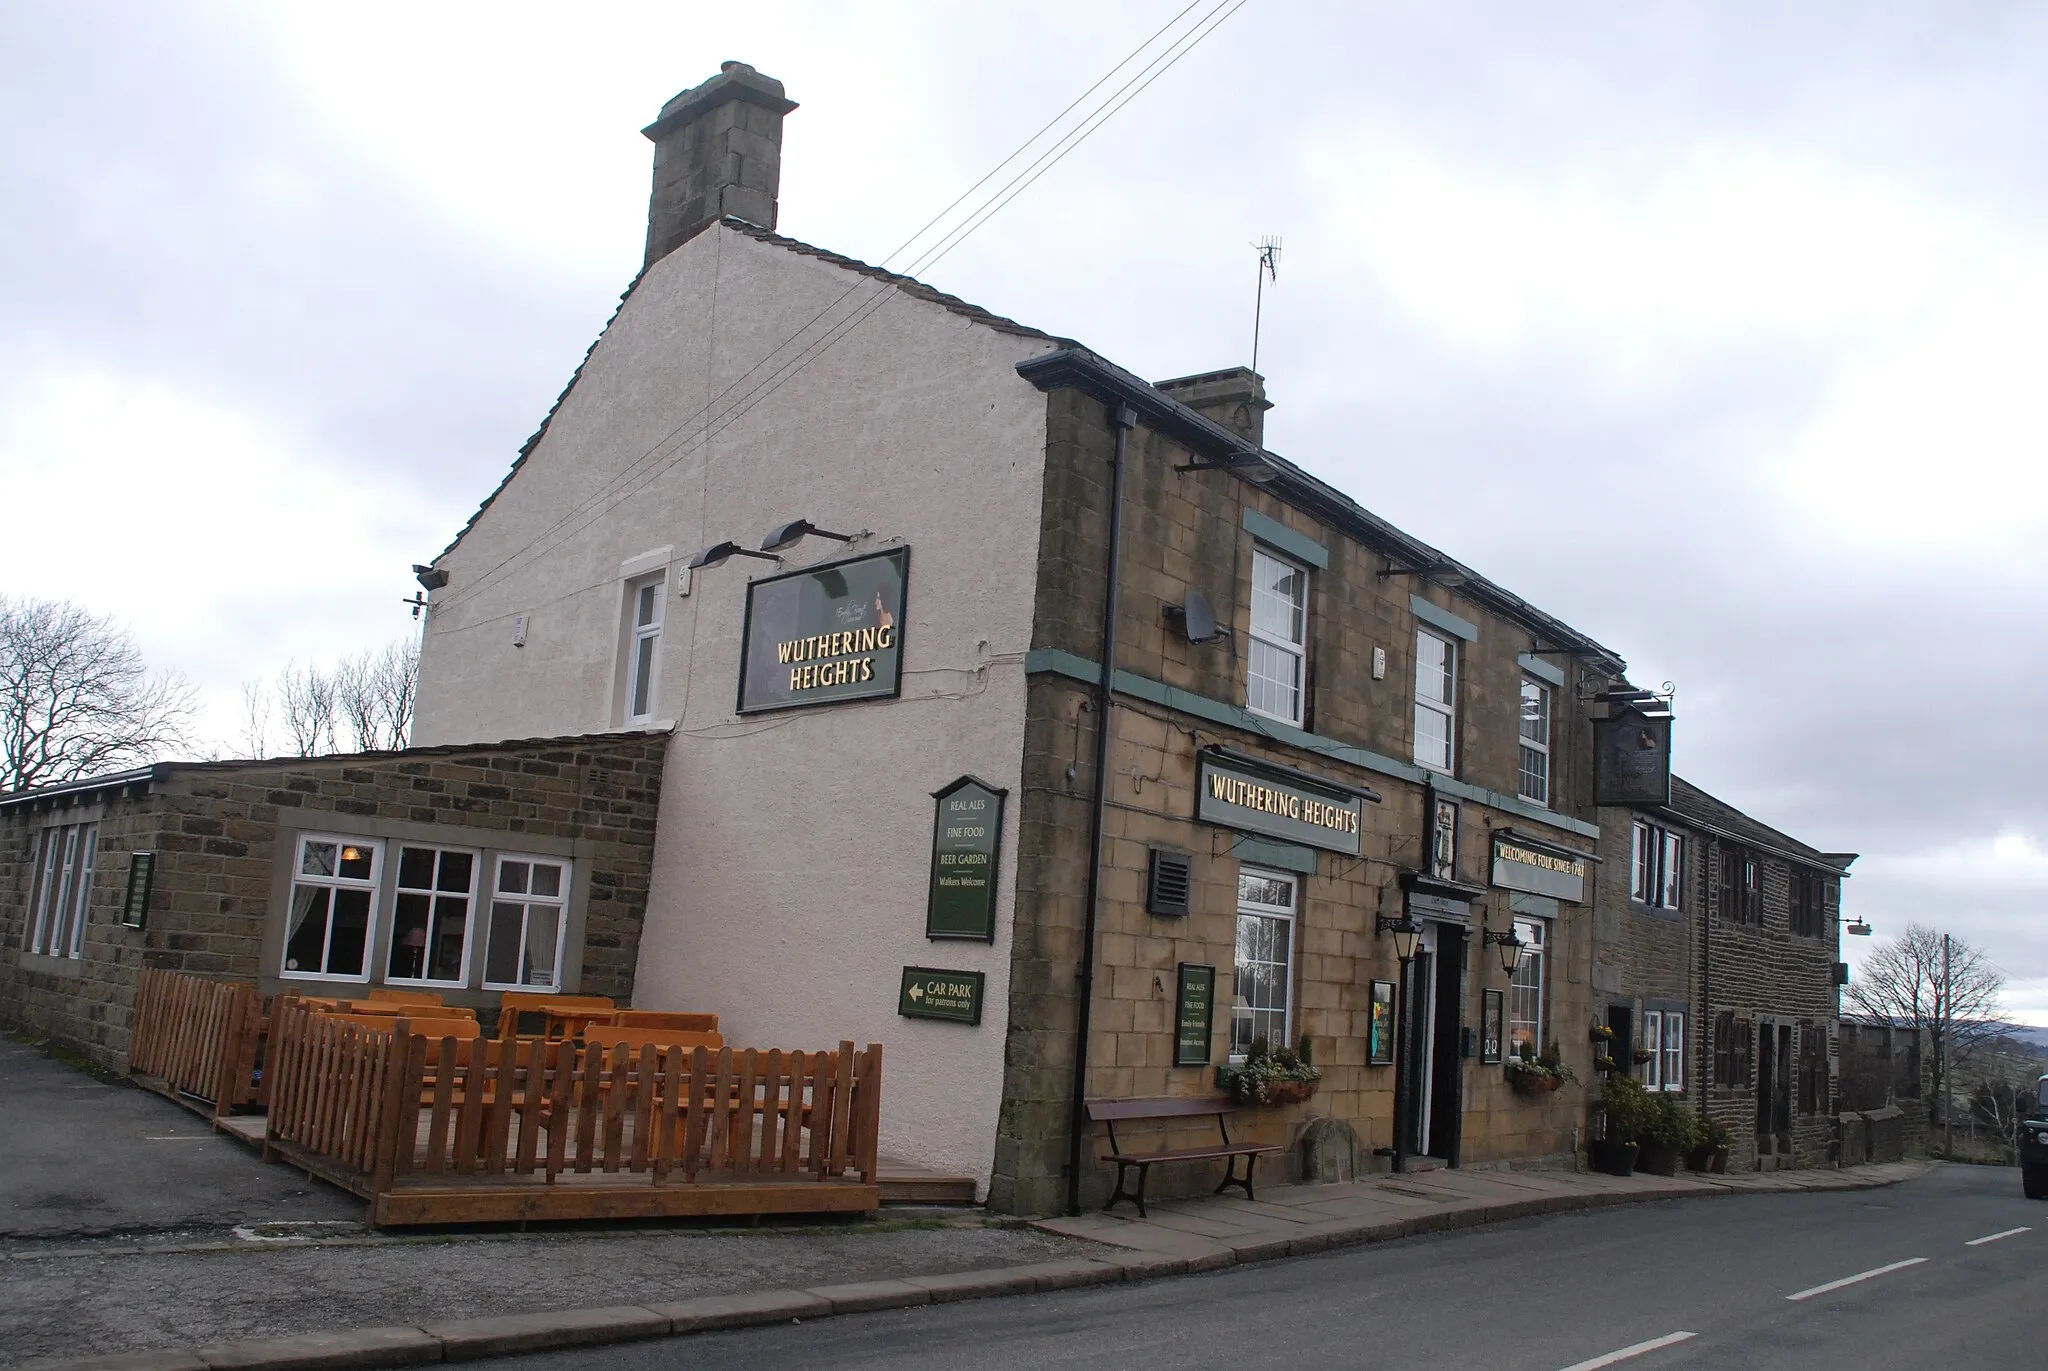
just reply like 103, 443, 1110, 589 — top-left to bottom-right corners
1251, 236, 1281, 375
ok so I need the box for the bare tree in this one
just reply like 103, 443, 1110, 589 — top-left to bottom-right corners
248, 637, 420, 758
1844, 922, 2006, 1124
277, 660, 338, 757
333, 639, 419, 753
0, 596, 196, 793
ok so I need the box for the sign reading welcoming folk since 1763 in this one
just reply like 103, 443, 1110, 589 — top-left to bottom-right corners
1194, 753, 1364, 856
927, 777, 1005, 941
737, 547, 909, 714
1491, 837, 1589, 904
898, 967, 984, 1025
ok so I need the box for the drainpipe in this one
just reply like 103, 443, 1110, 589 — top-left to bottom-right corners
1065, 402, 1138, 1216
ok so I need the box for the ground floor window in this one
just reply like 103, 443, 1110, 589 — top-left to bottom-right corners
283, 836, 381, 979
484, 855, 571, 991
1643, 1009, 1686, 1092
1507, 917, 1545, 1057
384, 845, 477, 985
1230, 867, 1296, 1058
25, 821, 98, 958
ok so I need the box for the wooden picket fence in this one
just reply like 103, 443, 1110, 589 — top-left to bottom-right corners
262, 1001, 882, 1225
128, 967, 265, 1117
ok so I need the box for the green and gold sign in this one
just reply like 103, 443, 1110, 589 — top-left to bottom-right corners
737, 547, 909, 714
898, 967, 984, 1025
1174, 963, 1215, 1066
927, 777, 1005, 941
1195, 752, 1364, 856
121, 851, 155, 929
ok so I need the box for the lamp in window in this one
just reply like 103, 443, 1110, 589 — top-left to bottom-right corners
759, 519, 864, 553
1483, 925, 1526, 976
1375, 914, 1422, 963
340, 846, 367, 866
687, 541, 781, 571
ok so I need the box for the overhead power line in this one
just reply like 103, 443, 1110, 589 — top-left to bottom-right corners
430, 0, 1251, 618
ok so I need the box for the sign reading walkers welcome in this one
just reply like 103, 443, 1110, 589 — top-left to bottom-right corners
737, 547, 909, 714
1194, 752, 1364, 856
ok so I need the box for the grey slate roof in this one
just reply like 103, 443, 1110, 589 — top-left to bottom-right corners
1663, 774, 1850, 873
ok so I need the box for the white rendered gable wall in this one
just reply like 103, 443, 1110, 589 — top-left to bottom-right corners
414, 225, 1057, 1193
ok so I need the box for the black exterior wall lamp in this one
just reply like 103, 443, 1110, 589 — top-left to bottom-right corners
1376, 914, 1422, 962
1483, 925, 1526, 976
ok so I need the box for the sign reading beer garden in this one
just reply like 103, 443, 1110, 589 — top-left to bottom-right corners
927, 776, 1006, 941
737, 547, 909, 713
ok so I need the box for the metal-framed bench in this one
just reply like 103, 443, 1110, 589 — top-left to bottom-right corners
1086, 1097, 1279, 1217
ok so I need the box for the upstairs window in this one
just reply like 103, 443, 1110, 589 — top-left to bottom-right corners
1517, 678, 1551, 805
1718, 843, 1762, 924
1790, 870, 1829, 938
25, 822, 98, 959
622, 576, 664, 724
1246, 549, 1307, 725
1413, 629, 1456, 773
1630, 820, 1683, 910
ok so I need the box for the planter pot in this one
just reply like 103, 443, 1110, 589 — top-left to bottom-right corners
1638, 1142, 1682, 1177
1235, 1078, 1318, 1107
1685, 1145, 1733, 1174
1591, 1140, 1639, 1177
1508, 1071, 1562, 1097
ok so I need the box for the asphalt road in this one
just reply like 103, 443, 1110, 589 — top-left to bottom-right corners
515, 1164, 2039, 1371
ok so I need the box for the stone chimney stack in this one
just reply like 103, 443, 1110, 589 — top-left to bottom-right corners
641, 62, 798, 269
1155, 368, 1273, 448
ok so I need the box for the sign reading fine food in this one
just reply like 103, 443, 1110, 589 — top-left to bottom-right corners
1174, 963, 1215, 1066
898, 967, 984, 1025
927, 777, 1006, 941
1195, 753, 1364, 856
737, 547, 909, 714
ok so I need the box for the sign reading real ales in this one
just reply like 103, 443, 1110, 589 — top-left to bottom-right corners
1194, 752, 1364, 856
927, 777, 1005, 941
1174, 963, 1215, 1066
737, 547, 909, 714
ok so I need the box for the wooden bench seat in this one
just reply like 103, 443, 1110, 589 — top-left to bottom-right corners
1087, 1097, 1279, 1217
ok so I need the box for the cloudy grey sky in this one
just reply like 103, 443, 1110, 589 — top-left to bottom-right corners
4, 3, 2043, 1016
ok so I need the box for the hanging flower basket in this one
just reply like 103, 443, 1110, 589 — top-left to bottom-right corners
1589, 1026, 1615, 1044
1238, 1077, 1318, 1107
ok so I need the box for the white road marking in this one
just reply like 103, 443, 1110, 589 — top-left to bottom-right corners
143, 1135, 210, 1141
1785, 1257, 1928, 1301
1555, 1331, 1698, 1371
1964, 1226, 2031, 1247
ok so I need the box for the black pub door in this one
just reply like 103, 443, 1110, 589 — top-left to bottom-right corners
1428, 926, 1467, 1160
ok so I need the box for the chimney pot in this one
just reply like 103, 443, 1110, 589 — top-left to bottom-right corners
642, 63, 798, 268
1155, 367, 1273, 448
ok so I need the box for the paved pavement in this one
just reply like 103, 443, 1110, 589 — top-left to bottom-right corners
514, 1163, 2037, 1371
1, 1034, 1952, 1371
1, 1036, 355, 1240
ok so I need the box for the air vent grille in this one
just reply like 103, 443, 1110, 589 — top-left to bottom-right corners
1146, 849, 1192, 917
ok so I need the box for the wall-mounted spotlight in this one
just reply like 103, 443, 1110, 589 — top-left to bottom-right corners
688, 541, 782, 571
1174, 452, 1279, 485
411, 563, 449, 591
760, 519, 863, 553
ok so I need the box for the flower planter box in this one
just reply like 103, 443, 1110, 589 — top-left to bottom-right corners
1686, 1146, 1731, 1174
1590, 1140, 1639, 1177
1234, 1078, 1318, 1108
1508, 1071, 1562, 1097
1637, 1142, 1682, 1177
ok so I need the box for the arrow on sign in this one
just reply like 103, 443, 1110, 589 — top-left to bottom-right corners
907, 983, 924, 1001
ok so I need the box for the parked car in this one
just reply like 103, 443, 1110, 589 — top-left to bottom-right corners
2023, 1076, 2048, 1200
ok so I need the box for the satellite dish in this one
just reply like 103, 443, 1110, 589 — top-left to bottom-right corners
1182, 589, 1218, 643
